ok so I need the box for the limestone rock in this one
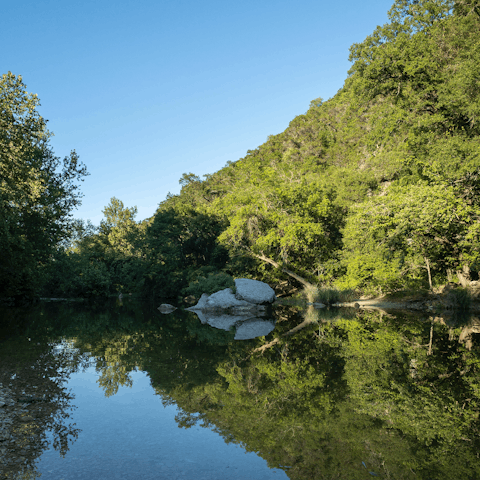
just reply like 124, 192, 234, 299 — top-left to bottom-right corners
234, 278, 276, 305
187, 288, 252, 310
207, 288, 253, 308
187, 309, 277, 340
186, 293, 210, 311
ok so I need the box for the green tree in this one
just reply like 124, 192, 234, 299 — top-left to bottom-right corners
144, 204, 228, 298
0, 72, 88, 301
218, 180, 344, 286
341, 183, 480, 291
100, 197, 139, 256
347, 0, 480, 182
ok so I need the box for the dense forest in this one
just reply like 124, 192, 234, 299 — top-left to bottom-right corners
2, 0, 480, 304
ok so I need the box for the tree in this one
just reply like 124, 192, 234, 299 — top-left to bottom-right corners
0, 72, 88, 301
347, 0, 480, 183
218, 181, 344, 287
100, 197, 139, 257
144, 205, 228, 298
341, 183, 480, 291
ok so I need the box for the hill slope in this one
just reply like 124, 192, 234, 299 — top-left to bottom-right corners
44, 0, 480, 299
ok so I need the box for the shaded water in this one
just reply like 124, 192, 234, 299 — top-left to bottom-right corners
1, 300, 480, 479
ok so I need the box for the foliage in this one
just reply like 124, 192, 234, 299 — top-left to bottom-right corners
42, 198, 146, 298
340, 183, 480, 292
183, 272, 235, 298
217, 180, 345, 285
100, 197, 140, 257
0, 72, 88, 301
303, 285, 357, 304
23, 0, 480, 298
142, 203, 229, 299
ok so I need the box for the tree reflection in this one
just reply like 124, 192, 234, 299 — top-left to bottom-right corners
4, 301, 480, 479
151, 308, 480, 479
0, 319, 82, 479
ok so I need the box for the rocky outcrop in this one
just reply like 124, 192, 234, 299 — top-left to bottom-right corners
204, 288, 253, 309
194, 311, 253, 330
185, 279, 277, 339
186, 288, 255, 311
234, 278, 276, 305
186, 279, 276, 312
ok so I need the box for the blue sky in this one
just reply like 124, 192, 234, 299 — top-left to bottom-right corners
3, 0, 391, 224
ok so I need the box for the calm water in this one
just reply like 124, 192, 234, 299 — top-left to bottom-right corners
1, 300, 480, 479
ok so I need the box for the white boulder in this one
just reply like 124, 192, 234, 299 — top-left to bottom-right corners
234, 279, 276, 305
202, 313, 253, 331
186, 289, 252, 311
205, 288, 253, 308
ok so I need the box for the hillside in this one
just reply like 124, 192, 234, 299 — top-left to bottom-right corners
143, 0, 480, 295
19, 0, 480, 300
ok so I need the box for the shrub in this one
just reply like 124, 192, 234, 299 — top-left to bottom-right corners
303, 285, 357, 305
446, 288, 471, 310
183, 272, 235, 298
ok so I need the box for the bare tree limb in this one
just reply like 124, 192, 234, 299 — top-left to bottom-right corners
251, 252, 315, 288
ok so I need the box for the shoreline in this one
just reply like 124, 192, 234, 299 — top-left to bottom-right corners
277, 290, 480, 313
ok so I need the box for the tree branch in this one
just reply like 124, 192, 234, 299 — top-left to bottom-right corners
251, 252, 315, 288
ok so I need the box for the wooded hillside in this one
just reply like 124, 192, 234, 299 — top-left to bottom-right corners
3, 0, 479, 302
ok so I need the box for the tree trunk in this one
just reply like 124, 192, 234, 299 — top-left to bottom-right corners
424, 257, 433, 290
446, 269, 454, 283
251, 252, 315, 288
428, 317, 434, 356
457, 265, 471, 288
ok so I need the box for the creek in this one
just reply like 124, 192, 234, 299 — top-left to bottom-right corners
1, 299, 479, 479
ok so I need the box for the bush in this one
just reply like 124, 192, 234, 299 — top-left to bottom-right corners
303, 285, 357, 305
446, 288, 471, 310
183, 273, 235, 298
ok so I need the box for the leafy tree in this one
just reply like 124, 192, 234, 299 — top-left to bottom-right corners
216, 176, 345, 286
144, 204, 229, 298
0, 72, 88, 301
100, 197, 140, 257
341, 183, 480, 291
347, 0, 480, 182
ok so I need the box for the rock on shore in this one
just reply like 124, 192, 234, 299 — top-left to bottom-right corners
186, 279, 276, 312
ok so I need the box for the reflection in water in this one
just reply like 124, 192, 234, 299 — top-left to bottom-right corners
234, 318, 276, 340
1, 301, 480, 479
189, 309, 277, 340
0, 331, 82, 479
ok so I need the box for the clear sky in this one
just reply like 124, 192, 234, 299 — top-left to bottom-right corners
2, 0, 391, 224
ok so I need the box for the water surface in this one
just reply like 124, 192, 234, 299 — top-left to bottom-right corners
1, 300, 480, 479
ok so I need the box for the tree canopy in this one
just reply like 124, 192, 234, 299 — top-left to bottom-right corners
7, 0, 480, 300
0, 72, 88, 301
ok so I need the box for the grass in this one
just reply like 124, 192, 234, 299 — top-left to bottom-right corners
303, 285, 357, 305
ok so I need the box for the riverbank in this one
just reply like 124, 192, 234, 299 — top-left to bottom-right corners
276, 284, 480, 313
